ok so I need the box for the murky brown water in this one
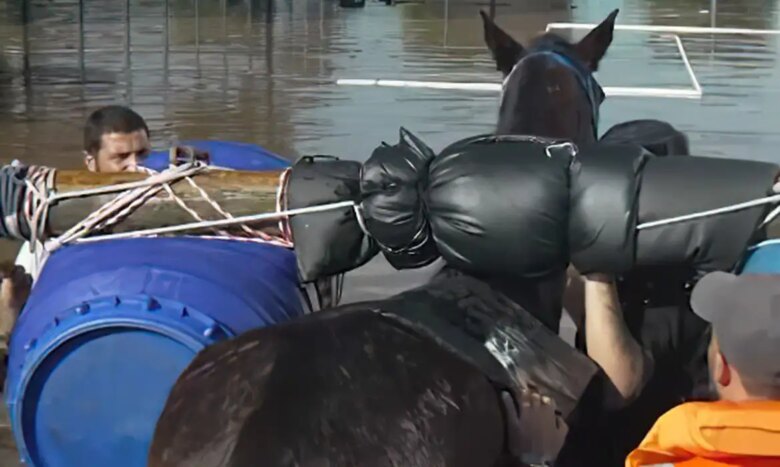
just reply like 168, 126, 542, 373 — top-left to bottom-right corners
1, 0, 780, 463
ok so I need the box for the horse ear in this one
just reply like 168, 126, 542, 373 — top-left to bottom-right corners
480, 10, 525, 76
575, 9, 619, 71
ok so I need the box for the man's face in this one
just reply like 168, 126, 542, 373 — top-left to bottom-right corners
85, 130, 150, 173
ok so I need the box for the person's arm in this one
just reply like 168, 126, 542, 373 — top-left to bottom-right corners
0, 264, 32, 388
562, 265, 585, 333
0, 264, 32, 332
583, 273, 653, 410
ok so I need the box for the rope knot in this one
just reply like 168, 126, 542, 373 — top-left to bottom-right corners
360, 127, 439, 269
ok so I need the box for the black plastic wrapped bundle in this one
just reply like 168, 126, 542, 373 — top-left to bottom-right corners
286, 128, 779, 282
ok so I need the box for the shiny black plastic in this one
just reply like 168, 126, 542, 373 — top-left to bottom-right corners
286, 155, 378, 282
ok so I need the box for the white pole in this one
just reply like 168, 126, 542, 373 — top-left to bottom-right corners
672, 34, 702, 95
710, 0, 717, 28
546, 22, 780, 35
335, 79, 702, 99
443, 0, 449, 46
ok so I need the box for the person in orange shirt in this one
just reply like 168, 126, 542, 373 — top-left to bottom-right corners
626, 271, 780, 467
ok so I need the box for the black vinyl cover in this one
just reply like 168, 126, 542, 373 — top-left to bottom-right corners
635, 155, 778, 273
286, 128, 778, 282
376, 273, 601, 421
149, 274, 602, 467
569, 143, 649, 274
286, 155, 378, 282
600, 119, 690, 157
426, 135, 573, 278
360, 128, 439, 268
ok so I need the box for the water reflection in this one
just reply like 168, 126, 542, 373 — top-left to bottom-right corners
0, 0, 776, 166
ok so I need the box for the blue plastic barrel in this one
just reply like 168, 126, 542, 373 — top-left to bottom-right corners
739, 239, 780, 274
143, 139, 291, 172
5, 142, 304, 467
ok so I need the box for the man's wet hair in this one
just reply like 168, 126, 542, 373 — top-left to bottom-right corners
149, 309, 507, 467
83, 105, 149, 155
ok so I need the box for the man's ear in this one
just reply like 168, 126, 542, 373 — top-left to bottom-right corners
716, 352, 732, 387
575, 9, 619, 71
84, 151, 97, 172
480, 10, 525, 76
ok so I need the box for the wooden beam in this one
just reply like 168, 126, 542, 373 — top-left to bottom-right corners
42, 169, 285, 238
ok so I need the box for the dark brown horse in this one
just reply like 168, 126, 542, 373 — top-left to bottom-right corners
481, 12, 707, 467
482, 8, 689, 154
483, 9, 618, 143
148, 13, 639, 467
438, 10, 620, 337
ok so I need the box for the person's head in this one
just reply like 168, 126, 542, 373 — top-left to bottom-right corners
83, 105, 150, 173
691, 272, 780, 402
149, 309, 507, 467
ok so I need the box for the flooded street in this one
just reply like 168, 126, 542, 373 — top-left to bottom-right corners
1, 0, 780, 463
0, 0, 776, 274
1, 0, 779, 166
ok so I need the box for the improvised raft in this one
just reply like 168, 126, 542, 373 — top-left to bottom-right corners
3, 125, 780, 467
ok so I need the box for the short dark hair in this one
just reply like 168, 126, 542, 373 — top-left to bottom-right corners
741, 377, 780, 400
83, 105, 149, 155
149, 309, 506, 467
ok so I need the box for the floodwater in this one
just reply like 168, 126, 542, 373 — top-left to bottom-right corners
1, 0, 780, 463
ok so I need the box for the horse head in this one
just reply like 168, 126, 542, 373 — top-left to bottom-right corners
481, 9, 619, 144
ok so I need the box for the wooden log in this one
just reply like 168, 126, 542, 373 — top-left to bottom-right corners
18, 167, 780, 249
43, 169, 285, 239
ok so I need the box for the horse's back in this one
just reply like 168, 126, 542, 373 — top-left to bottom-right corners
600, 119, 689, 156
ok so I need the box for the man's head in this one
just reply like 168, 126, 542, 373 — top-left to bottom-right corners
691, 272, 780, 401
83, 105, 150, 172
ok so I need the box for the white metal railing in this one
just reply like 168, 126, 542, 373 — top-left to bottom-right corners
336, 23, 704, 100
546, 23, 780, 35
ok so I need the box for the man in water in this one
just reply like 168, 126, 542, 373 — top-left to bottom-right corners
0, 105, 151, 352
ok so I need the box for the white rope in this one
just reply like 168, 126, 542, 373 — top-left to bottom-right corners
636, 192, 780, 230
70, 200, 357, 244
0, 160, 297, 255
140, 165, 289, 245
43, 163, 210, 250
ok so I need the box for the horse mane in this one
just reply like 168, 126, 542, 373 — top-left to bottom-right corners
527, 33, 576, 55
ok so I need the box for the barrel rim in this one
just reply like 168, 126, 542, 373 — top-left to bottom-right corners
8, 294, 233, 465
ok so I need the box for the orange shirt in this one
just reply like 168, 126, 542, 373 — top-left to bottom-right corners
626, 400, 780, 467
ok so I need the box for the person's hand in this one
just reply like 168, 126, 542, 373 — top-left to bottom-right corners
0, 264, 32, 336
502, 387, 568, 466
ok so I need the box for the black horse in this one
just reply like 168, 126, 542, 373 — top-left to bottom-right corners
482, 11, 713, 467
442, 10, 624, 337
483, 9, 616, 142
482, 9, 688, 155
148, 11, 676, 467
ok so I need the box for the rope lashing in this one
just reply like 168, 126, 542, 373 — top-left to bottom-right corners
1, 150, 779, 254
0, 160, 304, 255
636, 192, 780, 230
